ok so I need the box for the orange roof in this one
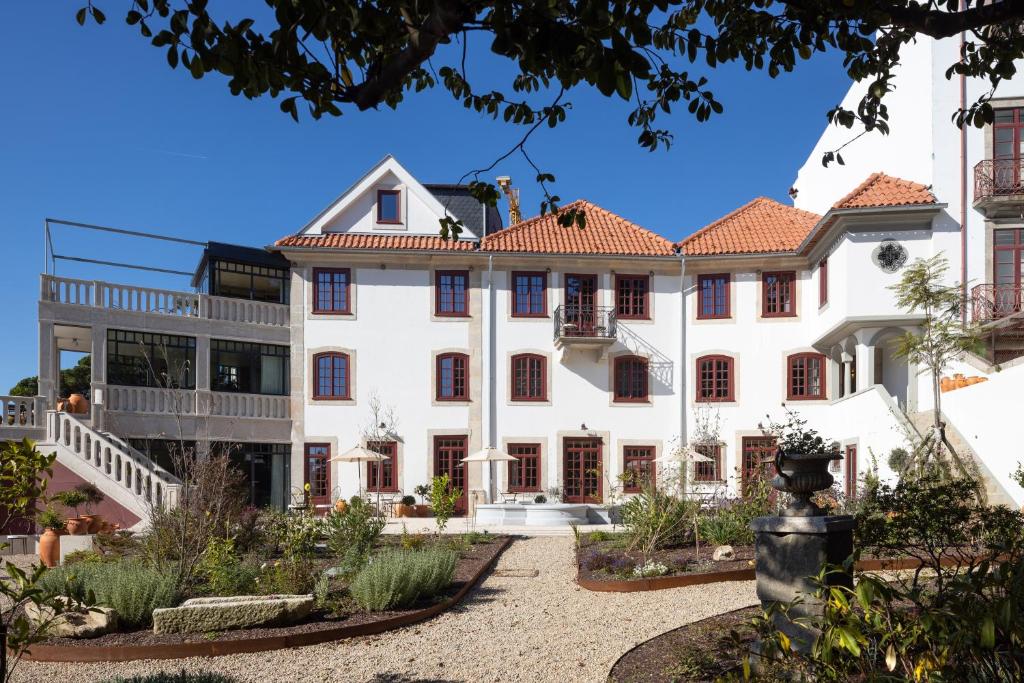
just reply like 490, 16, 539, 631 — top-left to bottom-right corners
833, 173, 936, 209
480, 200, 675, 256
274, 233, 477, 251
678, 197, 820, 256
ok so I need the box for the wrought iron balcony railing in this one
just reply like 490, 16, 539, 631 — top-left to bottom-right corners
974, 159, 1024, 201
553, 305, 616, 340
971, 283, 1022, 322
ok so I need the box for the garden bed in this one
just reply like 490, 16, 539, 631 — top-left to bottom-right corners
22, 535, 511, 662
609, 606, 759, 682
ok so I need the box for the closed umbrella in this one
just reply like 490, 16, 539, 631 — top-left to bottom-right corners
462, 447, 518, 503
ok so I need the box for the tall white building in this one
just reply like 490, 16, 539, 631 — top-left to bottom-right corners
8, 38, 1024, 530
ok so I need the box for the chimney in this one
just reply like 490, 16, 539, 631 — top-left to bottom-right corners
496, 176, 522, 226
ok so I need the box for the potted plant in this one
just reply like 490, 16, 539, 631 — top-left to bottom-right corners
534, 494, 547, 504
37, 506, 64, 567
74, 482, 105, 533
763, 408, 841, 517
54, 489, 90, 535
396, 495, 416, 517
413, 484, 431, 517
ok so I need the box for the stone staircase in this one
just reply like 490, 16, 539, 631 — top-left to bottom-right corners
908, 411, 1016, 508
37, 411, 182, 525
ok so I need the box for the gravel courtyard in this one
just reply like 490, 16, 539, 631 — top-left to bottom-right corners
13, 536, 758, 683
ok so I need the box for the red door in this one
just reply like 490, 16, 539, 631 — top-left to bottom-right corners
993, 107, 1024, 193
994, 228, 1024, 316
563, 438, 602, 503
303, 443, 331, 509
433, 436, 468, 514
844, 445, 858, 499
564, 274, 597, 336
741, 437, 776, 497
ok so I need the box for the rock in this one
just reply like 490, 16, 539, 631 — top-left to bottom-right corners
712, 545, 735, 562
25, 597, 118, 639
152, 594, 314, 635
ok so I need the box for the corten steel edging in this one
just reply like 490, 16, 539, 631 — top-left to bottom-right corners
576, 555, 988, 593
20, 536, 513, 663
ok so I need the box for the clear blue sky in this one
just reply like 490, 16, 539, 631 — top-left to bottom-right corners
1, 2, 853, 392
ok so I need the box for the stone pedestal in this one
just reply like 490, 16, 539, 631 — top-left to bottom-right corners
752, 515, 855, 653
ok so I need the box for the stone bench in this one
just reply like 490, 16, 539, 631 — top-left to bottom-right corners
152, 594, 314, 634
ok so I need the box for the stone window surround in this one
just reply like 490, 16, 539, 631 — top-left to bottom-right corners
608, 350, 652, 406
305, 346, 357, 405
554, 429, 612, 503
362, 437, 406, 496
784, 348, 829, 402
430, 267, 478, 322
306, 266, 357, 321
431, 347, 473, 406
498, 436, 550, 494
505, 348, 554, 405
616, 438, 663, 495
691, 350, 740, 405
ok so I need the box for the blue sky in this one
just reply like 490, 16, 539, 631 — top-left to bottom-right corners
1, 2, 853, 391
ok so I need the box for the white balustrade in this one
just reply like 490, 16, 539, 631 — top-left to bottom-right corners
209, 392, 289, 419
45, 410, 182, 513
105, 385, 197, 415
41, 275, 289, 327
1, 395, 46, 428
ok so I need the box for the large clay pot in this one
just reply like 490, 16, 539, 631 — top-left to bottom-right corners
415, 504, 431, 517
67, 393, 90, 414
65, 518, 87, 536
395, 504, 412, 518
334, 499, 348, 514
80, 514, 102, 534
38, 529, 61, 568
954, 374, 968, 390
940, 377, 953, 393
966, 376, 983, 386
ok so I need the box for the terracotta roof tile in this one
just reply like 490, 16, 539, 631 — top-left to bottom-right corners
274, 233, 477, 251
678, 197, 820, 256
480, 200, 675, 256
832, 172, 936, 209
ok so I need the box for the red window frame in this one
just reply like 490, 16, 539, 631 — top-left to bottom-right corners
312, 352, 350, 400
435, 270, 469, 317
622, 445, 656, 492
436, 352, 469, 401
697, 274, 730, 320
818, 258, 828, 308
762, 271, 796, 318
787, 352, 827, 400
376, 189, 401, 224
693, 443, 723, 482
303, 443, 331, 506
844, 444, 858, 498
696, 355, 734, 402
312, 268, 351, 314
742, 437, 776, 496
613, 355, 649, 403
614, 274, 650, 320
366, 440, 398, 493
507, 443, 541, 492
511, 271, 548, 317
510, 353, 546, 401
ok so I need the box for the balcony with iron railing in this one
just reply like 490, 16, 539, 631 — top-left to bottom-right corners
971, 283, 1023, 323
974, 159, 1024, 217
553, 305, 617, 354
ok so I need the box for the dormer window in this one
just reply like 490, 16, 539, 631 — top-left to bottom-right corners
377, 189, 401, 224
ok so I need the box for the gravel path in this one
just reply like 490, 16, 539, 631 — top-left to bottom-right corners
13, 537, 758, 683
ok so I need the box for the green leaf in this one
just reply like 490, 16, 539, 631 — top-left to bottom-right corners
981, 616, 995, 648
75, 7, 87, 25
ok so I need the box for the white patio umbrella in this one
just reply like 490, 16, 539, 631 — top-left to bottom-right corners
330, 445, 388, 497
461, 446, 518, 504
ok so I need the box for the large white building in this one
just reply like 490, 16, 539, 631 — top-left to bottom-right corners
7, 35, 1024, 528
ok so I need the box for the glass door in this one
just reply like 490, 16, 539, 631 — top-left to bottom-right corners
563, 438, 602, 503
993, 107, 1024, 192
564, 274, 597, 336
433, 436, 467, 514
741, 437, 776, 497
994, 228, 1023, 316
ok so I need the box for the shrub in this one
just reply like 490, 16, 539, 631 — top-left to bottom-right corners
697, 509, 752, 547
325, 498, 385, 571
40, 558, 180, 629
534, 494, 547, 504
428, 474, 461, 534
262, 508, 323, 561
581, 550, 614, 572
400, 525, 427, 551
587, 530, 611, 543
349, 548, 457, 611
196, 537, 259, 596
53, 489, 89, 517
621, 484, 697, 558
401, 495, 416, 506
100, 673, 238, 683
255, 558, 319, 595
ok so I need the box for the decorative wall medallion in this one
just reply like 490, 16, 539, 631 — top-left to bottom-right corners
873, 240, 908, 273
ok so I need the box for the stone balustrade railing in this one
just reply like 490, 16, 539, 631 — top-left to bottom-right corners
1, 395, 47, 429
40, 275, 288, 327
209, 392, 289, 419
103, 385, 289, 420
47, 410, 182, 512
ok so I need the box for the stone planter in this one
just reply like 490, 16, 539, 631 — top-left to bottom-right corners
771, 449, 841, 517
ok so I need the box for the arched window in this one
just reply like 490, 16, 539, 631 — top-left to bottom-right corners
511, 354, 546, 401
436, 353, 469, 400
613, 355, 649, 403
313, 352, 350, 399
787, 352, 826, 400
696, 355, 734, 402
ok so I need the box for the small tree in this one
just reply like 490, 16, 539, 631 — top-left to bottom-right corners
0, 440, 55, 533
429, 474, 461, 534
889, 254, 982, 481
1, 555, 75, 683
361, 392, 400, 509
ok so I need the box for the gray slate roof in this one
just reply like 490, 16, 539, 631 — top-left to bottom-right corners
424, 184, 504, 237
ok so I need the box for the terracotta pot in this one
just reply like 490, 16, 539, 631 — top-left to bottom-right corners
38, 529, 61, 567
966, 376, 983, 386
415, 504, 431, 517
954, 374, 968, 389
395, 504, 413, 518
80, 514, 102, 534
55, 398, 68, 412
940, 377, 953, 393
65, 517, 87, 536
67, 393, 90, 415
334, 499, 348, 514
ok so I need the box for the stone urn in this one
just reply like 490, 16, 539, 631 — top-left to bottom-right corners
771, 449, 842, 517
